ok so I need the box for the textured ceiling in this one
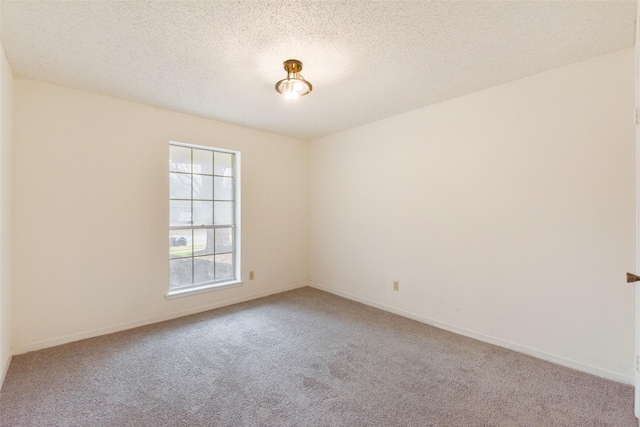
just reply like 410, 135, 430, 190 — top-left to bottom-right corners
1, 1, 636, 140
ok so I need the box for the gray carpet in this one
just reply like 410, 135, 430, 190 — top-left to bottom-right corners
0, 287, 635, 426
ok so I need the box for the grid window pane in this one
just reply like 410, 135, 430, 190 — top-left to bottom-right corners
215, 228, 233, 253
193, 149, 213, 175
169, 230, 192, 259
193, 201, 213, 226
170, 144, 238, 292
214, 201, 234, 225
170, 200, 191, 226
170, 258, 192, 287
170, 146, 191, 172
193, 175, 213, 200
214, 152, 234, 176
215, 253, 234, 281
193, 229, 214, 256
194, 255, 215, 284
214, 177, 234, 201
170, 173, 191, 199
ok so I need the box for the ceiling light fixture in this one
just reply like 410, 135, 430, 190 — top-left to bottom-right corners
275, 59, 312, 100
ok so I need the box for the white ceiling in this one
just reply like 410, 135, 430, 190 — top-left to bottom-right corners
1, 1, 636, 140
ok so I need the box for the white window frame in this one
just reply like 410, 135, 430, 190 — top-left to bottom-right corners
166, 141, 241, 299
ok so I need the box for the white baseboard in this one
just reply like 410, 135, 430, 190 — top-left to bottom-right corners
310, 284, 634, 385
12, 282, 308, 355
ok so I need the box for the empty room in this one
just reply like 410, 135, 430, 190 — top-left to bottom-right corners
0, 1, 638, 425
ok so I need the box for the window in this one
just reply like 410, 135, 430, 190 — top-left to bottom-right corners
168, 142, 240, 296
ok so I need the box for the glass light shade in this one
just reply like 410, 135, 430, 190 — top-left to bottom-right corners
275, 60, 312, 100
278, 78, 311, 100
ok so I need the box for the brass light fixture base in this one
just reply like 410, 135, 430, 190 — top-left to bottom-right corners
283, 59, 303, 74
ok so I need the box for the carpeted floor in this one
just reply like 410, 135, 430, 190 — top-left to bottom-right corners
0, 287, 635, 426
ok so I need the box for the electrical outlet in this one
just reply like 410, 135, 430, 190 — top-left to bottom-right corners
393, 281, 399, 291
249, 271, 255, 280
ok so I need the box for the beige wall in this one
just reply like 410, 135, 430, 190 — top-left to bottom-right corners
11, 79, 309, 352
0, 42, 12, 385
309, 48, 636, 383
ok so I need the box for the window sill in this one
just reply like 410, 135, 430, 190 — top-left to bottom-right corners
165, 280, 243, 300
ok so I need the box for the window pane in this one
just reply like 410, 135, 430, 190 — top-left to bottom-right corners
193, 229, 214, 256
170, 258, 192, 288
193, 201, 213, 225
214, 201, 233, 225
192, 149, 213, 175
215, 253, 234, 281
214, 152, 233, 176
169, 230, 192, 259
215, 228, 233, 253
170, 200, 191, 226
170, 144, 239, 291
170, 173, 191, 199
214, 177, 234, 201
170, 146, 191, 173
194, 255, 215, 284
193, 175, 213, 200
